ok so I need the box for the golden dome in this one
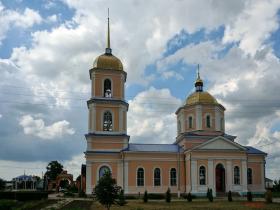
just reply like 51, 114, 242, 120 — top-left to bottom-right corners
93, 54, 123, 71
186, 91, 218, 105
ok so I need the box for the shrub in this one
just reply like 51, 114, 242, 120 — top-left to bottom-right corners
148, 193, 165, 200
247, 191, 253, 202
228, 191, 232, 202
63, 191, 75, 197
186, 193, 192, 202
124, 195, 137, 200
206, 188, 210, 199
165, 188, 171, 203
0, 200, 17, 210
208, 189, 213, 202
143, 190, 148, 203
15, 191, 48, 201
117, 189, 127, 206
265, 190, 273, 203
78, 191, 86, 198
0, 191, 15, 200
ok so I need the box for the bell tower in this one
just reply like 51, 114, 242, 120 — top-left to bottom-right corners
85, 12, 129, 153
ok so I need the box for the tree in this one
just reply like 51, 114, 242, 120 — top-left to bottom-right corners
0, 178, 5, 190
265, 189, 273, 203
45, 161, 63, 180
93, 171, 121, 210
273, 179, 280, 192
165, 188, 171, 203
228, 191, 233, 202
118, 189, 127, 206
186, 192, 192, 202
247, 191, 253, 202
143, 190, 148, 203
208, 189, 213, 202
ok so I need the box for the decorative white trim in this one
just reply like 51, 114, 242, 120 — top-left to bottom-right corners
242, 161, 247, 192
195, 105, 202, 130
208, 160, 214, 190
233, 165, 241, 185
226, 160, 232, 191
191, 160, 197, 193
86, 162, 92, 194
190, 136, 247, 151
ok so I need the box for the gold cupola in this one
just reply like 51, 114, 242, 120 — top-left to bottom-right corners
186, 65, 218, 105
93, 10, 124, 71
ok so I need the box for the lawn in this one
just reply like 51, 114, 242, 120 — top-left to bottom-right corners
61, 200, 280, 210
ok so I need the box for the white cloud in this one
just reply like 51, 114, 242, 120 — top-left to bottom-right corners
128, 87, 181, 144
0, 3, 42, 44
162, 71, 184, 81
223, 0, 280, 55
0, 114, 2, 119
46, 14, 57, 23
19, 115, 75, 140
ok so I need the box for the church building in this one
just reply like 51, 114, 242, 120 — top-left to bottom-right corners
85, 17, 267, 197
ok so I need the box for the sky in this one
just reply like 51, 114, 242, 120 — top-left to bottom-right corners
0, 0, 280, 181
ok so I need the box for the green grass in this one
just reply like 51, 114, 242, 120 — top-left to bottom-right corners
90, 200, 280, 210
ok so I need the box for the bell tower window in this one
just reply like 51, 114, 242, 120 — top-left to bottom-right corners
104, 79, 112, 98
103, 111, 113, 131
188, 116, 193, 129
206, 115, 211, 128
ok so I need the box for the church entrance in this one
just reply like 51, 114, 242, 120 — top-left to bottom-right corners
215, 164, 225, 192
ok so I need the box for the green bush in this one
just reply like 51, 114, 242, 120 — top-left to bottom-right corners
0, 191, 15, 200
265, 190, 273, 203
228, 191, 232, 202
15, 191, 48, 201
148, 193, 165, 200
186, 193, 192, 202
165, 188, 171, 203
247, 191, 253, 202
143, 190, 148, 203
63, 191, 75, 197
0, 200, 17, 210
124, 195, 137, 200
78, 191, 86, 198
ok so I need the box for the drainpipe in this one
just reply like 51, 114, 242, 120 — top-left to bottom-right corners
177, 146, 180, 198
122, 152, 125, 192
190, 152, 192, 193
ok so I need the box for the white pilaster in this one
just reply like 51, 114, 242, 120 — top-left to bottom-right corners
260, 162, 265, 191
117, 161, 123, 187
208, 160, 214, 190
215, 107, 221, 131
119, 107, 123, 132
191, 160, 197, 193
124, 161, 129, 193
196, 105, 202, 130
226, 160, 232, 191
86, 162, 92, 195
242, 160, 247, 192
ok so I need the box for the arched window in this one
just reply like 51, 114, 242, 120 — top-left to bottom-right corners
234, 166, 240, 185
170, 168, 177, 186
99, 166, 110, 178
247, 168, 253, 185
188, 116, 193, 129
220, 118, 224, 131
178, 121, 181, 134
103, 111, 112, 131
154, 168, 161, 186
199, 166, 206, 185
104, 79, 112, 98
137, 168, 144, 186
206, 115, 211, 128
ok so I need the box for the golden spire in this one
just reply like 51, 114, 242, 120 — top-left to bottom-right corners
195, 63, 203, 92
105, 8, 112, 54
197, 64, 200, 79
